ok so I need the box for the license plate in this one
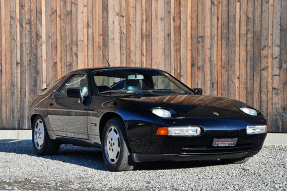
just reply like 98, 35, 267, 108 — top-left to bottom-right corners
212, 138, 238, 147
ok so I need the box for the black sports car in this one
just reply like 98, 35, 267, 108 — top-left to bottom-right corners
30, 67, 267, 171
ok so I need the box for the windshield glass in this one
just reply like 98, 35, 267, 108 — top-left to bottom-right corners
93, 69, 192, 95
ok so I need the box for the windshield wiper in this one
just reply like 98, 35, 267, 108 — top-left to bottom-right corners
99, 89, 140, 95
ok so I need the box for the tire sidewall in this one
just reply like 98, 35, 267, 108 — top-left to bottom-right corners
102, 118, 130, 171
32, 116, 49, 155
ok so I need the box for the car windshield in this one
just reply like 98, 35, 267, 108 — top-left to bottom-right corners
93, 69, 192, 96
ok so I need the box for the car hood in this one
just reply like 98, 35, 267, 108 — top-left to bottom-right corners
121, 94, 256, 118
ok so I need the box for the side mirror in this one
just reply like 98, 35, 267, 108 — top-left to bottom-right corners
67, 88, 82, 99
192, 88, 202, 95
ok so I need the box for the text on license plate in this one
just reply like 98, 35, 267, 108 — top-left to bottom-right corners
212, 138, 238, 147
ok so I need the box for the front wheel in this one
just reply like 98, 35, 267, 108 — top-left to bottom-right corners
32, 116, 60, 155
102, 118, 135, 171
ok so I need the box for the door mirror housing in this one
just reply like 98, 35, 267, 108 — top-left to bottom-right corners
67, 88, 82, 99
192, 88, 203, 95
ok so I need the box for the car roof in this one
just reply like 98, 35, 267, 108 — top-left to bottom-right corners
72, 66, 161, 73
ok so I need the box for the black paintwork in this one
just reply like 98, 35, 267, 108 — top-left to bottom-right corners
30, 67, 267, 162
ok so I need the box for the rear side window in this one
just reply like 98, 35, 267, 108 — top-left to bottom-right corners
56, 74, 88, 97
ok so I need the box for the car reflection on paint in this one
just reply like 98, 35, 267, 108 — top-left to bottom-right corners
30, 67, 267, 171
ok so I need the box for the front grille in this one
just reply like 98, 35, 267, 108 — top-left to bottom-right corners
181, 144, 252, 155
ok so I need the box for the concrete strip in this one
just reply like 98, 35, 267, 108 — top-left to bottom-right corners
0, 130, 32, 140
0, 131, 286, 145
264, 133, 287, 146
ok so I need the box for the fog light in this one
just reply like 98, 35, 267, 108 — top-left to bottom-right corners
247, 125, 267, 134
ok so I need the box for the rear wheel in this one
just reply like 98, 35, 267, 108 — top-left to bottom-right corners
102, 118, 135, 171
32, 116, 60, 155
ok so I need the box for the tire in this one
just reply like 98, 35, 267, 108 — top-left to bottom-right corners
221, 157, 251, 164
102, 118, 135, 171
32, 116, 60, 156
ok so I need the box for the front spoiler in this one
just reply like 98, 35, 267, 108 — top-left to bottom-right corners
132, 151, 256, 163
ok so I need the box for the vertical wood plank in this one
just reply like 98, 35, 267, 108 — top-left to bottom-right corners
36, 0, 42, 94
174, 0, 181, 79
51, 0, 57, 81
164, 0, 171, 73
135, 0, 142, 67
180, 0, 187, 84
115, 0, 121, 66
45, 0, 52, 87
25, 0, 31, 128
187, 0, 191, 87
260, 0, 269, 118
158, 0, 164, 70
145, 0, 152, 68
267, 0, 273, 128
217, 0, 222, 96
72, 0, 78, 70
83, 0, 88, 68
66, 0, 72, 72
228, 0, 236, 99
78, 0, 84, 69
1, 0, 6, 127
170, 0, 175, 75
0, 0, 2, 127
11, 0, 17, 128
5, 0, 11, 128
42, 0, 47, 88
108, 0, 114, 66
280, 0, 287, 132
102, 0, 109, 67
211, 0, 218, 96
130, 0, 136, 66
93, 0, 98, 67
97, 0, 103, 67
221, 0, 228, 97
60, 0, 66, 76
16, 0, 21, 127
197, 0, 204, 89
126, 0, 130, 66
246, 0, 254, 106
57, 0, 61, 77
191, 0, 198, 88
253, 0, 262, 110
235, 0, 240, 100
272, 0, 281, 132
239, 0, 247, 102
152, 0, 158, 69
141, 0, 146, 67
87, 0, 93, 67
204, 0, 211, 95
31, 0, 37, 100
19, 0, 27, 128
120, 0, 126, 66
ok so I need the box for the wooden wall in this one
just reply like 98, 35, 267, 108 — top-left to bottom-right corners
0, 0, 286, 132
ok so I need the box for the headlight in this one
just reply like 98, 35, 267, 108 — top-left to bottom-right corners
247, 125, 267, 134
240, 106, 258, 116
152, 108, 172, 118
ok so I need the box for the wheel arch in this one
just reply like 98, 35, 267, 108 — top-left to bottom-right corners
31, 114, 42, 128
99, 112, 126, 143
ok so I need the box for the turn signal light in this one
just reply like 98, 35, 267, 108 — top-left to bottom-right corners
156, 127, 169, 135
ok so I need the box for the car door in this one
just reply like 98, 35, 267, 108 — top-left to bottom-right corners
47, 73, 90, 139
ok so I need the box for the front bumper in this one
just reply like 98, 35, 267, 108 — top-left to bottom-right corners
132, 151, 253, 162
126, 117, 267, 162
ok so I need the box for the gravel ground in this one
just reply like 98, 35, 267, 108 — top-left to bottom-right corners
0, 140, 286, 191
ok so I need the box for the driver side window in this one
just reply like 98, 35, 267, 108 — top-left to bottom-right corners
56, 74, 88, 97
